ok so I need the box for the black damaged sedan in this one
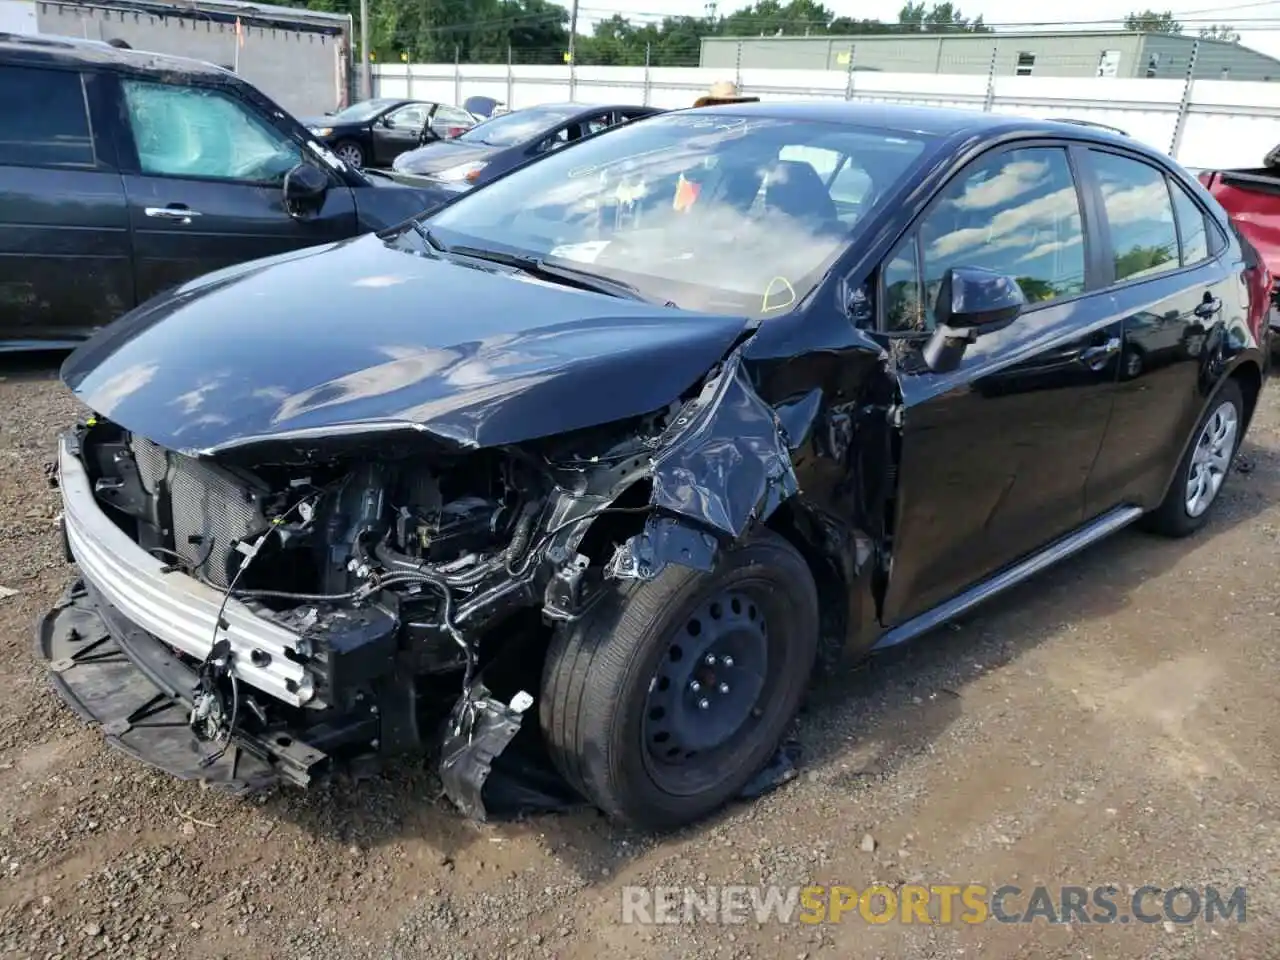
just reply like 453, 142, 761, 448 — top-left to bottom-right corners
42, 102, 1268, 829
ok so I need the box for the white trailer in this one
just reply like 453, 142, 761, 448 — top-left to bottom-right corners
11, 0, 352, 116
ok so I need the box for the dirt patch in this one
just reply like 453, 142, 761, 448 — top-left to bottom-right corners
0, 353, 1276, 959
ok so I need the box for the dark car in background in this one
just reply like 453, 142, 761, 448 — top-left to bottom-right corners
0, 33, 455, 350
303, 97, 478, 170
42, 102, 1266, 831
464, 94, 508, 119
391, 101, 662, 186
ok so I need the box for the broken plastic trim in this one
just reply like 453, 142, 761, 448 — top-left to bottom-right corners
608, 351, 800, 580
438, 679, 802, 821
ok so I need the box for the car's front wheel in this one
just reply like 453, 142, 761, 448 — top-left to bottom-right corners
540, 530, 818, 829
333, 139, 364, 169
1143, 378, 1244, 537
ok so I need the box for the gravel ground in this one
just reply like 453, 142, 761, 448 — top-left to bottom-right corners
1, 351, 1277, 960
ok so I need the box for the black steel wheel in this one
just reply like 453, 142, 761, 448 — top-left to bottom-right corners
540, 530, 819, 829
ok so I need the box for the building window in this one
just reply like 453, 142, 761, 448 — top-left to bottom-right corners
1016, 52, 1035, 77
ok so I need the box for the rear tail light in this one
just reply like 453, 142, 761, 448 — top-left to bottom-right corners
446, 126, 464, 138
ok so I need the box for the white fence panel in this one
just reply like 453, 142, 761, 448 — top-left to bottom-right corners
374, 63, 1280, 169
989, 76, 1185, 157
853, 72, 989, 110
1179, 80, 1280, 171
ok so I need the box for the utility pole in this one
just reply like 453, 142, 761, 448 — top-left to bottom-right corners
359, 0, 370, 99
567, 0, 579, 64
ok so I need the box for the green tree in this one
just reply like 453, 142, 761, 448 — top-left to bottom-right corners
719, 0, 838, 38
1123, 9, 1183, 33
897, 2, 989, 32
1199, 24, 1241, 43
1115, 244, 1176, 279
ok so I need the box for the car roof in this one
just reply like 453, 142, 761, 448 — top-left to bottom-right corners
508, 102, 658, 115
0, 30, 234, 80
682, 99, 1136, 146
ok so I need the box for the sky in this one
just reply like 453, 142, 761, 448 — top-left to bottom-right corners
577, 0, 1280, 60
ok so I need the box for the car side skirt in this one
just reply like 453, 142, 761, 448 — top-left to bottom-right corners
871, 504, 1145, 651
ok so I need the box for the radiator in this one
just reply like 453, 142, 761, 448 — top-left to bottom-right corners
129, 436, 269, 587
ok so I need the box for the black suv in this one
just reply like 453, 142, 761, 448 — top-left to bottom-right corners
0, 33, 452, 349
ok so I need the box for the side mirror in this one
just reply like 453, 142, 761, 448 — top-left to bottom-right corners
282, 163, 329, 219
922, 266, 1024, 374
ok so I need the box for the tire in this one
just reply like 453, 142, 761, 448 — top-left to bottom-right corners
1121, 345, 1144, 380
540, 530, 818, 829
333, 139, 364, 169
1142, 378, 1244, 537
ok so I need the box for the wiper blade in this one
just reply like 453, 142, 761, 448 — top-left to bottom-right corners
448, 244, 674, 307
410, 220, 448, 253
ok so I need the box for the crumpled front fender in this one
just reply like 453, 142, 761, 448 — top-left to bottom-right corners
607, 351, 803, 579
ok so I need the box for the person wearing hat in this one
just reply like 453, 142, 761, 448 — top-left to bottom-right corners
693, 80, 759, 108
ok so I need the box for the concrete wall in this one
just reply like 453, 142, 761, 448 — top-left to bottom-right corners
701, 33, 1280, 81
34, 1, 347, 116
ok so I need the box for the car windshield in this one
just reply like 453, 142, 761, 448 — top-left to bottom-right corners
456, 106, 578, 147
426, 112, 930, 317
328, 99, 400, 123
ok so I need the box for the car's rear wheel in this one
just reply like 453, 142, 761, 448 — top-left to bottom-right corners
1143, 378, 1243, 537
333, 140, 364, 169
540, 530, 818, 829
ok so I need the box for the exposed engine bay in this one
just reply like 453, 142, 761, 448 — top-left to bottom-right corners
63, 396, 702, 801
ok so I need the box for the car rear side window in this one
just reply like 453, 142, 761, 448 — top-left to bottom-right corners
1088, 151, 1180, 282
0, 65, 94, 168
1169, 179, 1210, 265
435, 105, 473, 125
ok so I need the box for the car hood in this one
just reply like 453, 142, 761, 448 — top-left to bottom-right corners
61, 233, 750, 459
353, 171, 458, 228
394, 140, 497, 174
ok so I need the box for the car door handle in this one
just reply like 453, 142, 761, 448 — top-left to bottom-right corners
145, 206, 202, 223
1079, 336, 1121, 368
1194, 296, 1222, 319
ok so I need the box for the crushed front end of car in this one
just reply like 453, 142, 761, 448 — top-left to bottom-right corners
40, 346, 816, 818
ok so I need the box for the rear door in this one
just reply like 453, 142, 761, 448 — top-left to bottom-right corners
879, 142, 1121, 624
429, 104, 476, 140
112, 75, 358, 303
0, 62, 133, 344
1081, 148, 1240, 514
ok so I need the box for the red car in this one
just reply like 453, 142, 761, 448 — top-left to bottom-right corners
1198, 153, 1280, 355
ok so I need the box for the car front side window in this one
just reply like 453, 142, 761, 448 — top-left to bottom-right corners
386, 104, 429, 129
581, 112, 613, 137
1087, 150, 1180, 282
917, 146, 1086, 329
121, 79, 302, 183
